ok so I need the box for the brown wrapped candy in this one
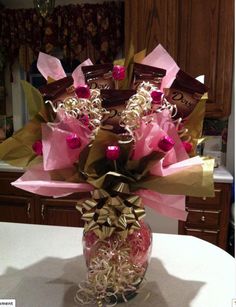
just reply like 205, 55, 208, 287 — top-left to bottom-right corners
38, 76, 73, 101
132, 63, 166, 90
164, 70, 208, 119
82, 64, 115, 90
101, 89, 136, 133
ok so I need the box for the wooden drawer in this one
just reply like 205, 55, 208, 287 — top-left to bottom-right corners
186, 208, 221, 228
35, 197, 84, 227
0, 195, 34, 223
179, 182, 232, 250
187, 187, 223, 210
0, 171, 30, 196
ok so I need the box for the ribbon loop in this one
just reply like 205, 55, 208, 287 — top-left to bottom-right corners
113, 182, 130, 194
93, 189, 109, 200
76, 183, 146, 239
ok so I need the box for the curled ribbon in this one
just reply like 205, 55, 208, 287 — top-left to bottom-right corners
120, 82, 156, 138
74, 237, 147, 307
45, 89, 109, 136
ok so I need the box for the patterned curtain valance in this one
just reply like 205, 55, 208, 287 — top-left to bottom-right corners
0, 1, 124, 72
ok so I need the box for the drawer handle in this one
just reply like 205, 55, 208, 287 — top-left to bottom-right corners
202, 197, 207, 201
201, 215, 206, 222
41, 205, 45, 220
27, 202, 31, 218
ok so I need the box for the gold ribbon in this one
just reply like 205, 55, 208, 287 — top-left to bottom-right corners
76, 186, 146, 239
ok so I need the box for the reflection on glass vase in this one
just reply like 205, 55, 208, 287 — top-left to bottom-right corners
79, 221, 152, 305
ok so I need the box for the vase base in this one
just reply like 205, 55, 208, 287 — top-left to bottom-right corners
107, 290, 138, 304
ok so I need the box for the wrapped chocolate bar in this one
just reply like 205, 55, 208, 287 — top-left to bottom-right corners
131, 62, 166, 90
101, 89, 135, 133
82, 63, 115, 89
38, 76, 74, 101
164, 70, 208, 119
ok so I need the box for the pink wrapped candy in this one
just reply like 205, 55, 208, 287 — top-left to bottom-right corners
151, 90, 163, 104
75, 85, 90, 99
158, 136, 175, 152
182, 141, 193, 153
112, 65, 126, 81
105, 145, 120, 160
66, 134, 81, 149
32, 140, 43, 156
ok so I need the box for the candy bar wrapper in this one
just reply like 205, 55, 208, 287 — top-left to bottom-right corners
131, 63, 166, 90
164, 69, 208, 119
38, 76, 74, 101
82, 63, 115, 89
101, 89, 136, 133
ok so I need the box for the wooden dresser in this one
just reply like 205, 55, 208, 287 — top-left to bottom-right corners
178, 182, 232, 250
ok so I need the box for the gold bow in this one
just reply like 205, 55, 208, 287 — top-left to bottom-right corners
76, 184, 145, 239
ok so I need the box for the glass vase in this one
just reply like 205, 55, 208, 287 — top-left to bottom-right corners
81, 221, 152, 305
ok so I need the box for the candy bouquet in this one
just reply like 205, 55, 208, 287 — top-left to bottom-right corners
0, 44, 214, 306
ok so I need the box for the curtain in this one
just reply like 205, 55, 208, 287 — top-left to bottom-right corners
0, 1, 124, 73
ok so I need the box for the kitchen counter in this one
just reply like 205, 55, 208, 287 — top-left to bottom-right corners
213, 165, 234, 183
0, 161, 24, 172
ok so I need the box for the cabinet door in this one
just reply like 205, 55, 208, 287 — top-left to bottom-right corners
178, 0, 234, 118
125, 0, 234, 118
36, 197, 84, 227
125, 0, 179, 60
0, 171, 28, 196
0, 195, 34, 223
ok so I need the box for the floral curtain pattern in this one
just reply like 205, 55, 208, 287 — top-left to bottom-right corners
0, 1, 124, 72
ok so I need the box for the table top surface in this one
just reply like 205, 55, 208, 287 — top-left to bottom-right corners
0, 222, 235, 307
